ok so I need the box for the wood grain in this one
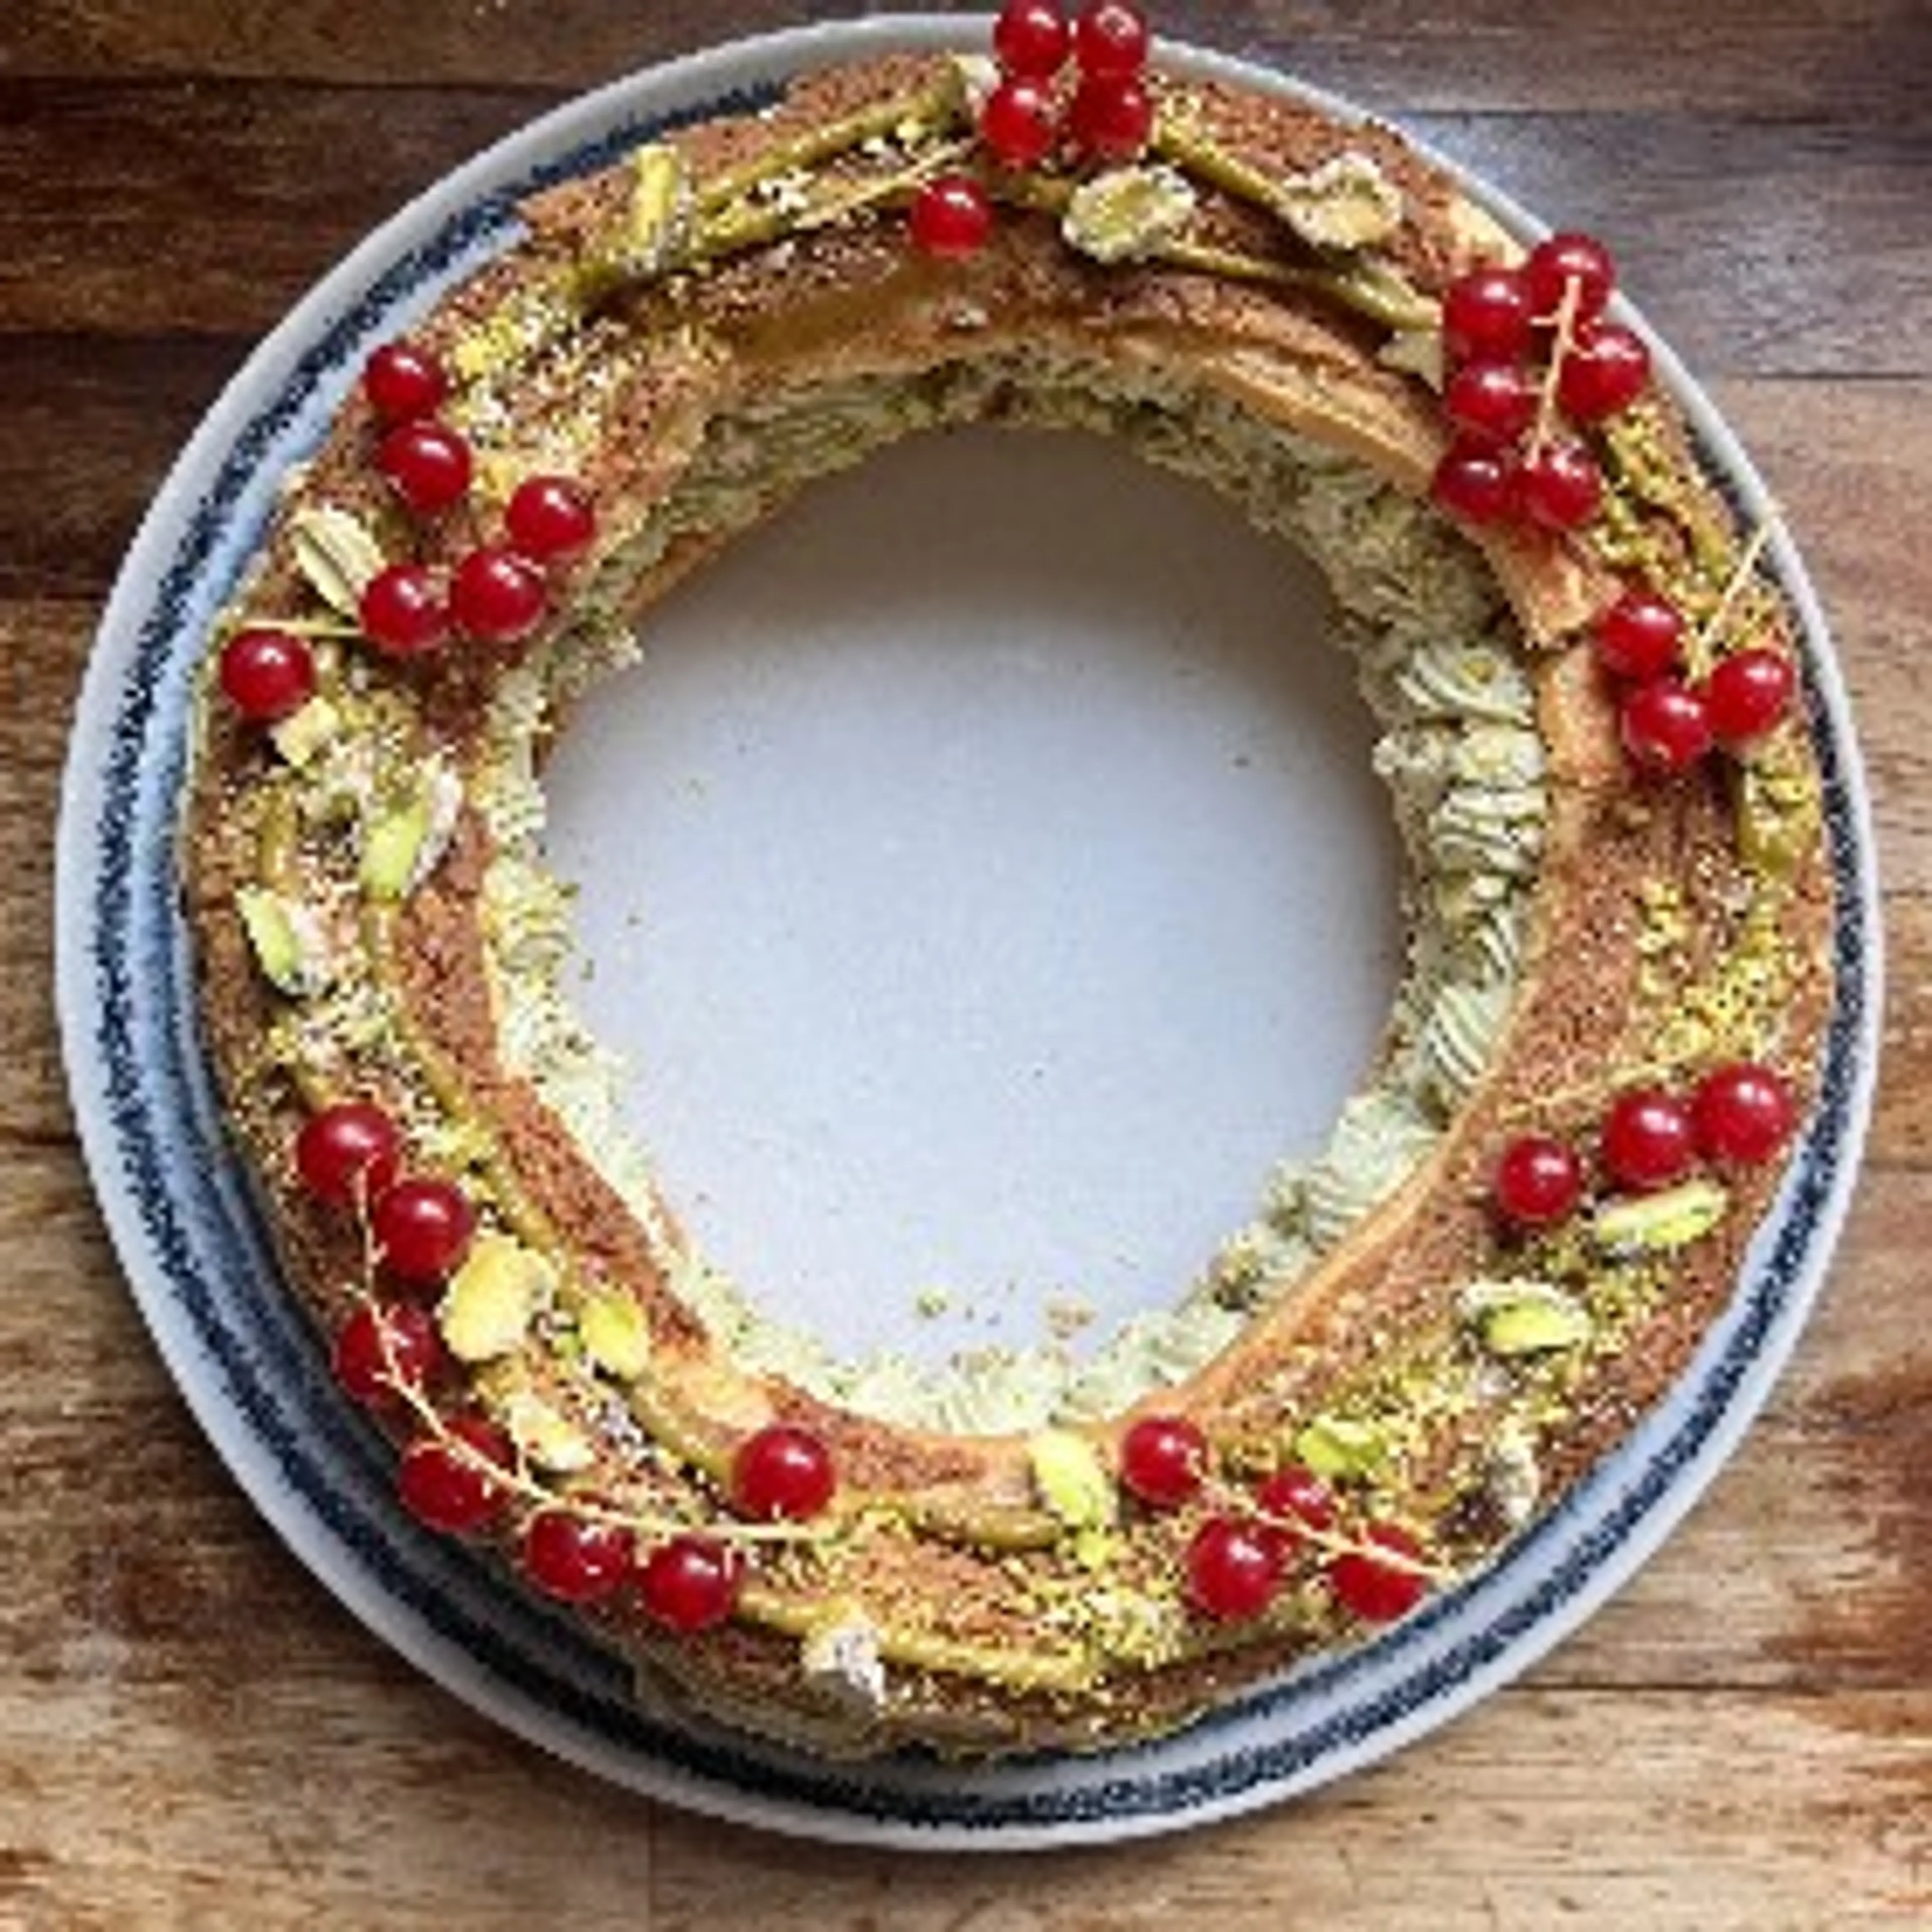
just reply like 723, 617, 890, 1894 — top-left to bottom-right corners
3, 2, 1928, 1924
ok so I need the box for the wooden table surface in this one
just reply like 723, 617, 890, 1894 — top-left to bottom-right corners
4, 2, 1928, 1924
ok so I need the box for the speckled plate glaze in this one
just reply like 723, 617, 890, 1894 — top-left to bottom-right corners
55, 17, 1880, 1848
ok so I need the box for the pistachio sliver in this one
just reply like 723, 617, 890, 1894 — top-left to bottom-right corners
290, 505, 386, 617
1592, 1178, 1730, 1256
1028, 1428, 1118, 1530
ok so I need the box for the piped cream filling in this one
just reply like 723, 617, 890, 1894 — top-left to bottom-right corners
469, 353, 1546, 1433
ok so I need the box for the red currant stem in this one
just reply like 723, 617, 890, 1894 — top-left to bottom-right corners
1526, 271, 1584, 463
1198, 1478, 1453, 1583
1686, 515, 1780, 683
250, 616, 361, 641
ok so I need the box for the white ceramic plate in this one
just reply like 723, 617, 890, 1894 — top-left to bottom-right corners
56, 17, 1881, 1847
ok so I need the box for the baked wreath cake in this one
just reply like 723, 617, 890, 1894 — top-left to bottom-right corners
182, 5, 1835, 1757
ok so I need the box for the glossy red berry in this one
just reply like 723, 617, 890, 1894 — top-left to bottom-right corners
375, 418, 472, 516
1119, 1415, 1209, 1507
359, 564, 450, 657
1704, 648, 1795, 746
450, 546, 547, 644
980, 76, 1059, 168
1253, 1464, 1337, 1548
1186, 1516, 1283, 1621
397, 1417, 511, 1533
1621, 678, 1713, 773
732, 1423, 836, 1521
909, 174, 994, 258
363, 339, 448, 423
1691, 1062, 1796, 1167
522, 1508, 635, 1603
1493, 1134, 1586, 1230
1558, 320, 1651, 420
637, 1535, 742, 1633
218, 627, 316, 722
371, 1176, 476, 1287
994, 0, 1070, 77
1068, 74, 1154, 159
1441, 265, 1535, 363
1517, 440, 1603, 530
1431, 439, 1519, 525
1595, 587, 1685, 682
1328, 1522, 1429, 1622
295, 1101, 401, 1208
1599, 1088, 1696, 1193
1525, 231, 1617, 325
1074, 1, 1151, 79
1443, 357, 1538, 446
504, 474, 597, 562
332, 1301, 445, 1407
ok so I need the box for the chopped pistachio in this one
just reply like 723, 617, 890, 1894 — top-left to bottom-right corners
1593, 1178, 1730, 1256
235, 886, 332, 996
360, 763, 461, 901
1460, 1279, 1594, 1357
1293, 1412, 1390, 1481
289, 505, 386, 617
268, 693, 343, 769
496, 1384, 595, 1472
1275, 151, 1404, 252
439, 1232, 556, 1361
1028, 1429, 1118, 1531
1062, 164, 1198, 265
579, 1287, 652, 1380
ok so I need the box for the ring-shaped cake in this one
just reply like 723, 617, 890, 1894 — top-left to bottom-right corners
183, 33, 1835, 1756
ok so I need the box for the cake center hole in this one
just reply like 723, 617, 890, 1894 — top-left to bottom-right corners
542, 427, 1402, 1373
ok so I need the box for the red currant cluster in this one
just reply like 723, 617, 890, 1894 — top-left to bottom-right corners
909, 1, 1155, 260
217, 340, 600, 718
1431, 232, 1651, 534
298, 1098, 838, 1633
1492, 1059, 1797, 1232
1118, 1416, 1430, 1626
1595, 578, 1796, 776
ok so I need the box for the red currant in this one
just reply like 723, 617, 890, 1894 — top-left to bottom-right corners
1431, 439, 1519, 525
363, 339, 448, 423
1620, 678, 1713, 773
1558, 320, 1651, 420
1704, 648, 1794, 747
1074, 1, 1150, 79
1517, 440, 1603, 530
450, 546, 547, 644
1328, 1522, 1428, 1622
1594, 586, 1685, 682
1253, 1464, 1337, 1549
375, 418, 473, 516
332, 1300, 445, 1406
522, 1507, 635, 1603
397, 1417, 511, 1533
1443, 357, 1538, 446
637, 1535, 742, 1633
1068, 74, 1154, 159
1525, 231, 1617, 325
1691, 1062, 1796, 1166
1185, 1516, 1283, 1621
1119, 1415, 1209, 1507
980, 76, 1059, 168
1441, 265, 1534, 363
1599, 1088, 1696, 1193
994, 0, 1070, 77
218, 626, 316, 722
504, 474, 596, 562
732, 1423, 836, 1521
359, 564, 450, 658
371, 1176, 476, 1287
909, 174, 993, 258
1493, 1134, 1586, 1230
295, 1100, 401, 1208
